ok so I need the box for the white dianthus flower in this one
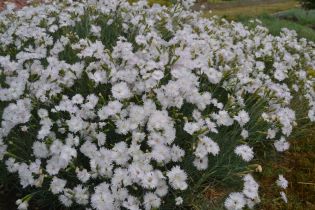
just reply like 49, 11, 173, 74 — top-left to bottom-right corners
50, 177, 67, 194
59, 194, 73, 207
66, 116, 87, 133
91, 183, 115, 210
234, 110, 250, 127
184, 122, 200, 135
234, 145, 254, 162
32, 141, 49, 158
175, 196, 183, 205
212, 110, 234, 126
76, 168, 91, 183
193, 156, 208, 170
224, 192, 246, 210
98, 100, 122, 120
276, 175, 288, 189
267, 128, 277, 139
280, 191, 288, 203
171, 145, 185, 162
112, 82, 132, 100
143, 193, 161, 210
241, 129, 249, 139
243, 174, 259, 199
73, 185, 89, 205
274, 137, 290, 152
16, 200, 28, 210
71, 94, 84, 104
195, 136, 220, 159
37, 109, 49, 118
166, 166, 188, 190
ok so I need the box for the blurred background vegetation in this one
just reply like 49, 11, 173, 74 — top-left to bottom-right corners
197, 0, 315, 42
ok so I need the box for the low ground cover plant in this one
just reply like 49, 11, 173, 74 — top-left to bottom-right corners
0, 0, 314, 209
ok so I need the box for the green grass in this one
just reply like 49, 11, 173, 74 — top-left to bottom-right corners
202, 0, 315, 42
205, 5, 315, 43
236, 12, 315, 42
276, 8, 315, 26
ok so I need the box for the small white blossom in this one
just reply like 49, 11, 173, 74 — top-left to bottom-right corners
175, 197, 183, 205
276, 175, 288, 189
235, 145, 254, 162
112, 82, 132, 100
224, 192, 246, 210
280, 191, 288, 203
166, 166, 188, 190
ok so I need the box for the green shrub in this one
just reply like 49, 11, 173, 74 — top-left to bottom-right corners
300, 0, 315, 10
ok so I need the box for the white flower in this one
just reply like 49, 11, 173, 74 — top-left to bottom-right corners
72, 94, 84, 104
243, 174, 259, 199
195, 136, 220, 159
276, 175, 288, 189
37, 109, 49, 118
32, 141, 49, 158
141, 171, 159, 189
193, 157, 208, 170
175, 197, 183, 205
98, 100, 122, 120
224, 192, 246, 210
143, 193, 161, 210
122, 195, 141, 210
96, 132, 106, 146
76, 168, 91, 183
241, 129, 249, 139
59, 194, 73, 207
2, 99, 32, 133
50, 177, 67, 194
274, 137, 290, 152
234, 145, 254, 162
203, 68, 223, 84
112, 142, 130, 166
112, 82, 132, 100
84, 94, 99, 109
267, 128, 277, 139
66, 116, 87, 133
17, 200, 28, 210
73, 185, 89, 205
184, 122, 200, 135
166, 166, 188, 190
280, 191, 288, 203
234, 110, 250, 127
171, 145, 185, 162
18, 201, 28, 210
91, 25, 102, 37
91, 183, 115, 210
212, 110, 234, 126
152, 70, 164, 80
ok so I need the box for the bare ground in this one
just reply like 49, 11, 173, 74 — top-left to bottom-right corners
193, 0, 297, 11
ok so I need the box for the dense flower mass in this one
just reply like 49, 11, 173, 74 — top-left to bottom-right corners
0, 0, 314, 209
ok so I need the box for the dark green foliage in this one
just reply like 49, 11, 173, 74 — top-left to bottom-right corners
300, 0, 315, 10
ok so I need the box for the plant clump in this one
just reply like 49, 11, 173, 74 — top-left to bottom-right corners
0, 0, 314, 209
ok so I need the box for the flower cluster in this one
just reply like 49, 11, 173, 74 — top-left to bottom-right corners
0, 0, 314, 209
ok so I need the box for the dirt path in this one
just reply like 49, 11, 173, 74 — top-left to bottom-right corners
194, 0, 297, 11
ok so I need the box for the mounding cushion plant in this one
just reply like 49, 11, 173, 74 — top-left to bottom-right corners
0, 0, 314, 209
